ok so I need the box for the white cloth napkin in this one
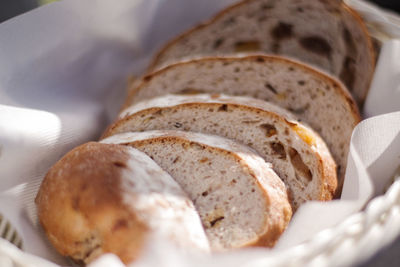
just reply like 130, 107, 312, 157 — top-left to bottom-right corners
0, 0, 399, 266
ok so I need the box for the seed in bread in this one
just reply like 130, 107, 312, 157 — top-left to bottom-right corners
102, 130, 292, 250
35, 142, 209, 265
104, 94, 337, 208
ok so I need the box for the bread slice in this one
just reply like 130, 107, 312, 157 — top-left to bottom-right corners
147, 0, 375, 105
124, 55, 359, 194
103, 94, 337, 207
35, 142, 209, 265
101, 130, 292, 250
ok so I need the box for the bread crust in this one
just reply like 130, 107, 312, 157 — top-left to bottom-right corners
35, 143, 147, 264
35, 142, 208, 264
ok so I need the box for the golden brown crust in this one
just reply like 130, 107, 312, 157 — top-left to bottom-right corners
35, 142, 149, 264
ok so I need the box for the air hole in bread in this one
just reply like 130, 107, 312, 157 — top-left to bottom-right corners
222, 17, 236, 27
172, 156, 180, 163
297, 80, 306, 86
255, 57, 265, 63
265, 83, 277, 94
234, 41, 260, 52
218, 104, 228, 112
261, 3, 274, 10
242, 120, 261, 124
260, 124, 277, 137
271, 22, 293, 40
289, 148, 312, 182
270, 142, 286, 159
298, 36, 332, 58
174, 122, 183, 128
178, 88, 204, 95
213, 38, 224, 48
199, 157, 209, 163
204, 209, 225, 228
210, 216, 224, 227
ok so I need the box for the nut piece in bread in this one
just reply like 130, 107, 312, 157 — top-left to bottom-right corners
35, 142, 209, 265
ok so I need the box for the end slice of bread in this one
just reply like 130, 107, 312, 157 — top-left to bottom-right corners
102, 130, 292, 250
104, 94, 337, 207
35, 142, 209, 264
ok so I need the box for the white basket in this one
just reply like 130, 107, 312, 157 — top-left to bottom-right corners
0, 1, 399, 267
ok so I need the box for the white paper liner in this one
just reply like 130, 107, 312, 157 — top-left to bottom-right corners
0, 0, 399, 266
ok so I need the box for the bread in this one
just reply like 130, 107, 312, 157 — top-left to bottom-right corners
147, 0, 375, 105
35, 142, 209, 265
124, 55, 359, 194
101, 130, 292, 250
103, 94, 337, 207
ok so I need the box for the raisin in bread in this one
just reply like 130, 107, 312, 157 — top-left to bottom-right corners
147, 0, 375, 105
101, 130, 292, 250
103, 94, 337, 207
35, 142, 209, 265
124, 56, 359, 195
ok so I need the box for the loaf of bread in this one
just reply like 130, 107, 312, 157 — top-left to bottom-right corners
147, 0, 375, 106
35, 142, 209, 265
103, 94, 337, 207
124, 55, 359, 195
101, 130, 292, 250
35, 1, 373, 262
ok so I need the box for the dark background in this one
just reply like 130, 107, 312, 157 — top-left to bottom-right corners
0, 0, 399, 267
0, 0, 399, 23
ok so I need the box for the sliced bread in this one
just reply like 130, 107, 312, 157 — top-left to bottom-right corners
147, 0, 375, 105
101, 130, 292, 250
35, 142, 209, 264
103, 94, 337, 207
124, 56, 360, 194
